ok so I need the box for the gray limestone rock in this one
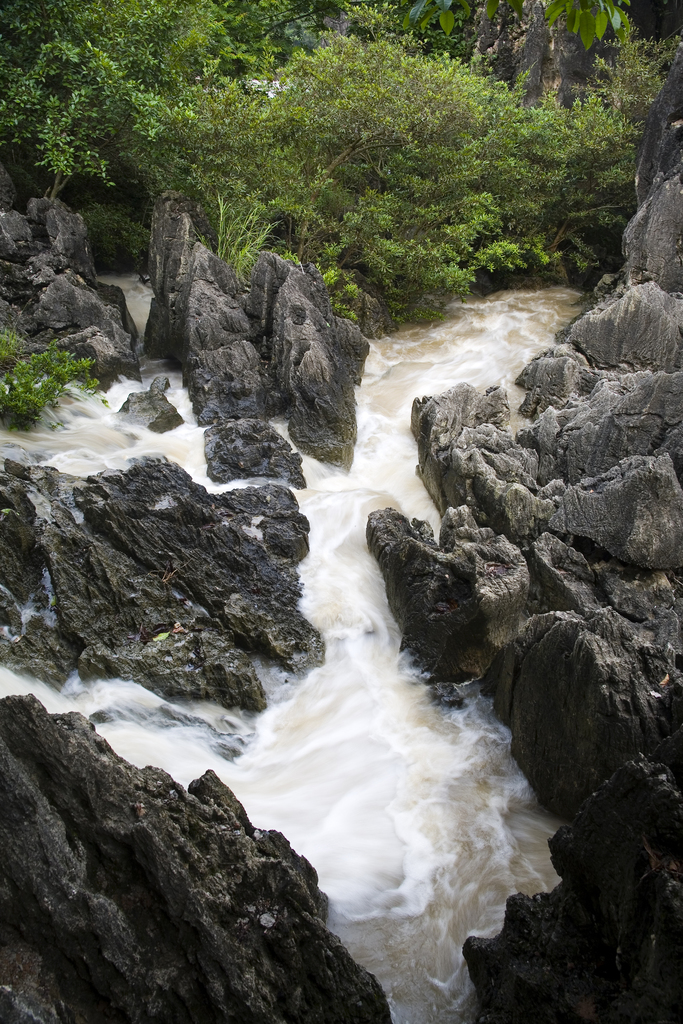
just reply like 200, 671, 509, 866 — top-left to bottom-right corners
119, 376, 183, 433
486, 608, 676, 817
567, 282, 683, 372
205, 419, 306, 487
0, 169, 139, 387
412, 383, 553, 547
0, 693, 391, 1024
17, 271, 141, 388
366, 505, 528, 682
518, 371, 683, 488
145, 197, 368, 466
549, 454, 683, 569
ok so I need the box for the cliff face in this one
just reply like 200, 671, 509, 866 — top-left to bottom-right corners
474, 0, 683, 107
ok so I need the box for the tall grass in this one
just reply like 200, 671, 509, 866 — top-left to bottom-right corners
211, 197, 275, 282
0, 326, 22, 372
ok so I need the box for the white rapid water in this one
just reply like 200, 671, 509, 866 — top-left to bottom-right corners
0, 283, 581, 1023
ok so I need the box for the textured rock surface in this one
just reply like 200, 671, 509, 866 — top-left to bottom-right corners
412, 383, 553, 547
624, 42, 683, 293
0, 175, 139, 387
146, 196, 368, 466
0, 458, 323, 709
119, 376, 184, 433
567, 281, 683, 371
205, 419, 306, 487
464, 753, 683, 1024
0, 693, 391, 1024
486, 608, 676, 817
518, 371, 683, 488
549, 454, 683, 570
366, 505, 528, 682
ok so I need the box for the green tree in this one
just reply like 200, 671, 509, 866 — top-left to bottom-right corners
0, 0, 219, 197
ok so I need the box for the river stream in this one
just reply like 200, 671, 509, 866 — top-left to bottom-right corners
0, 280, 580, 1023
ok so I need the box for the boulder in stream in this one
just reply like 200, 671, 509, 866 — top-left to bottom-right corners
119, 376, 184, 433
366, 505, 528, 682
205, 419, 306, 488
145, 194, 368, 467
0, 458, 323, 710
0, 692, 392, 1024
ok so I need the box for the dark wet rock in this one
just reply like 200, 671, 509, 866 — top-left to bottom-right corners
518, 371, 683, 489
549, 454, 683, 570
366, 505, 528, 682
412, 383, 553, 547
623, 44, 683, 293
486, 608, 676, 817
14, 271, 141, 389
97, 281, 139, 344
0, 458, 322, 709
0, 693, 391, 1024
119, 376, 184, 433
0, 162, 17, 213
146, 196, 368, 467
635, 42, 683, 206
0, 170, 139, 387
205, 419, 306, 487
464, 754, 683, 1024
567, 282, 683, 371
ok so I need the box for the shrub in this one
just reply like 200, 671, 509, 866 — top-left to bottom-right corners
0, 342, 98, 429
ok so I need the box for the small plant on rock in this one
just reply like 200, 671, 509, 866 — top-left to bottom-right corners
0, 341, 98, 430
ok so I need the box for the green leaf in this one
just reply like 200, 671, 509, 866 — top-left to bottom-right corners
439, 9, 455, 32
579, 9, 595, 48
486, 0, 500, 18
153, 631, 170, 641
595, 10, 608, 36
508, 0, 524, 16
566, 7, 578, 32
408, 0, 429, 25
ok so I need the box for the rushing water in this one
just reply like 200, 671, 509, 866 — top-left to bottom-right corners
0, 279, 581, 1023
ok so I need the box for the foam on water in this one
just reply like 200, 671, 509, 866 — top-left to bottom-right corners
0, 284, 579, 1022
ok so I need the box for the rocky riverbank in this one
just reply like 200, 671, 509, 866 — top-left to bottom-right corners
366, 43, 683, 1022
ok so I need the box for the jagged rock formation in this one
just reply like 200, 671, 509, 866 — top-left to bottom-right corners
487, 608, 677, 816
0, 693, 391, 1024
411, 382, 554, 548
0, 168, 140, 388
0, 457, 323, 710
462, 56, 683, 1022
205, 420, 306, 488
146, 193, 368, 468
119, 376, 184, 433
367, 505, 528, 682
464, 744, 683, 1023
